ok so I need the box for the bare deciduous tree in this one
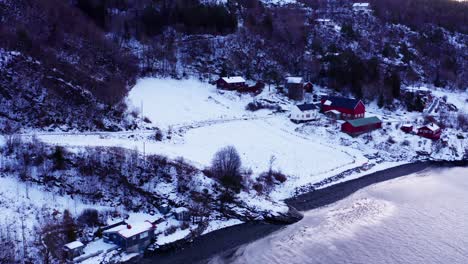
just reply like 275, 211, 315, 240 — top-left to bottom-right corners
211, 146, 243, 192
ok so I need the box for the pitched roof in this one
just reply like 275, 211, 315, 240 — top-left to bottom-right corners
64, 241, 84, 250
296, 103, 317, 112
346, 116, 381, 127
286, 77, 303, 84
322, 96, 362, 109
221, 76, 245, 84
422, 123, 440, 131
353, 3, 370, 8
104, 221, 155, 238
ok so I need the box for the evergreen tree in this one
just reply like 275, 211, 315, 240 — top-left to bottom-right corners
378, 94, 385, 108
52, 146, 66, 170
62, 210, 77, 242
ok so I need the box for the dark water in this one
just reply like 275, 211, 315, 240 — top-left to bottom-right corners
208, 167, 468, 264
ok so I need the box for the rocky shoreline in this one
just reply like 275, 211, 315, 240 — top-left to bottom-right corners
136, 160, 467, 264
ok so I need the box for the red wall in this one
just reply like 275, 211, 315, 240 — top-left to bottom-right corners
341, 121, 381, 135
321, 100, 365, 119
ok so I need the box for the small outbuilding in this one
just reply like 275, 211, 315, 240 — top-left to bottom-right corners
324, 109, 341, 119
63, 241, 85, 260
417, 123, 441, 140
290, 103, 319, 123
285, 77, 304, 101
341, 116, 382, 136
173, 207, 191, 222
303, 82, 313, 93
401, 124, 413, 133
216, 76, 246, 90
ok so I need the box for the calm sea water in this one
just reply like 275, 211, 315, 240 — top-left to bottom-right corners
208, 167, 468, 264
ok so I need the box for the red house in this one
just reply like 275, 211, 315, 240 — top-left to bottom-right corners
401, 124, 413, 133
321, 96, 365, 119
216, 76, 246, 90
417, 123, 441, 140
341, 116, 382, 136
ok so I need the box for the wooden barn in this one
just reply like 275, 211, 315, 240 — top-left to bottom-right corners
103, 221, 156, 253
216, 76, 246, 90
341, 116, 382, 136
285, 77, 304, 101
417, 123, 441, 140
321, 96, 365, 119
290, 103, 319, 123
401, 124, 413, 133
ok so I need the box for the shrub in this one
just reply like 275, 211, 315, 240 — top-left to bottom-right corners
164, 225, 178, 236
78, 209, 100, 227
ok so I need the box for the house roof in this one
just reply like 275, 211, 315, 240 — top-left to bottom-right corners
286, 77, 303, 84
64, 241, 84, 250
322, 96, 362, 109
296, 103, 317, 112
353, 3, 370, 8
401, 124, 413, 128
221, 76, 245, 84
346, 116, 381, 127
325, 109, 341, 115
104, 221, 155, 239
422, 123, 440, 131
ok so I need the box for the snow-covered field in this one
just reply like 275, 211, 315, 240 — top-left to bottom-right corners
37, 78, 367, 199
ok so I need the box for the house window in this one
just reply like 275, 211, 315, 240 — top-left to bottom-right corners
140, 232, 148, 239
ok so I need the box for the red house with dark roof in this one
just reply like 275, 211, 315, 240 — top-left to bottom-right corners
417, 123, 441, 140
321, 96, 365, 119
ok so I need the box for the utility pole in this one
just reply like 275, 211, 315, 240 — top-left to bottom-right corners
141, 100, 144, 119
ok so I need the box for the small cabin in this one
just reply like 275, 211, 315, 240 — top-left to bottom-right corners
216, 77, 246, 90
401, 124, 413, 133
341, 116, 382, 136
63, 241, 85, 260
417, 123, 441, 140
285, 77, 304, 101
290, 103, 319, 123
103, 221, 156, 253
321, 96, 365, 119
324, 109, 341, 120
173, 207, 191, 222
303, 82, 313, 93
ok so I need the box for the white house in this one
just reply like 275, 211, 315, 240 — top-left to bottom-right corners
352, 3, 370, 12
290, 103, 319, 123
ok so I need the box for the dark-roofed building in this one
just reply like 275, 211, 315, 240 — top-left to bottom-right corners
285, 77, 304, 101
290, 103, 319, 123
341, 116, 382, 136
321, 96, 365, 119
